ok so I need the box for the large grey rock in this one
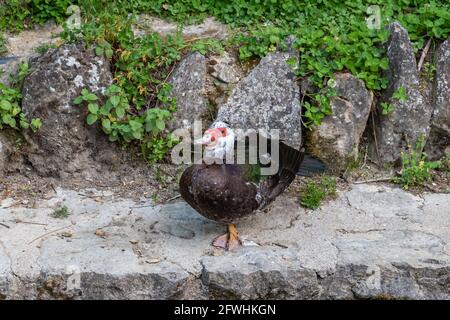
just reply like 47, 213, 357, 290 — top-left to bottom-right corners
21, 42, 114, 178
369, 22, 432, 164
216, 48, 302, 149
168, 52, 209, 130
307, 73, 373, 172
329, 230, 450, 299
37, 237, 190, 299
201, 247, 319, 299
426, 36, 450, 160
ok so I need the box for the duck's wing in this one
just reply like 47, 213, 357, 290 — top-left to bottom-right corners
256, 142, 305, 209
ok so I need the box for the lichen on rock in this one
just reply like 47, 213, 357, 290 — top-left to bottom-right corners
20, 42, 114, 178
215, 45, 302, 149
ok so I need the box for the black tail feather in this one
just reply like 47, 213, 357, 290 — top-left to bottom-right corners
262, 142, 304, 205
278, 142, 304, 183
297, 154, 327, 177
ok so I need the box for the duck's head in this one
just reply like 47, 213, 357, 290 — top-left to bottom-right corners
194, 121, 235, 159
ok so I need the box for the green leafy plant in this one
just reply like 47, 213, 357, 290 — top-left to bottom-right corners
95, 40, 113, 59
381, 102, 395, 115
422, 62, 436, 81
393, 86, 408, 102
393, 136, 441, 189
380, 86, 408, 116
51, 205, 70, 219
3, 0, 450, 160
0, 0, 73, 31
302, 88, 337, 128
191, 38, 224, 55
0, 62, 41, 132
74, 84, 177, 162
232, 25, 288, 60
300, 175, 337, 209
35, 43, 57, 54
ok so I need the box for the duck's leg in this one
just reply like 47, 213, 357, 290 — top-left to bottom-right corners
212, 223, 242, 251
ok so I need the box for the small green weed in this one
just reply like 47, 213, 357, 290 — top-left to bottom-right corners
381, 86, 408, 116
51, 205, 70, 219
393, 86, 408, 103
300, 176, 337, 210
35, 43, 57, 55
422, 62, 436, 81
393, 136, 442, 189
381, 102, 395, 115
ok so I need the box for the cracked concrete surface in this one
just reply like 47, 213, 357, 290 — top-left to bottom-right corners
0, 184, 449, 299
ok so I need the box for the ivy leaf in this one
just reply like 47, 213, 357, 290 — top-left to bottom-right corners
129, 119, 143, 131
11, 106, 21, 116
105, 47, 114, 59
109, 131, 119, 142
145, 121, 153, 132
0, 100, 12, 111
109, 95, 120, 106
2, 114, 16, 128
88, 103, 99, 114
86, 114, 98, 125
95, 45, 104, 56
269, 35, 280, 44
73, 95, 84, 105
102, 118, 111, 131
115, 106, 125, 118
85, 93, 98, 101
155, 119, 165, 131
107, 85, 121, 94
31, 118, 42, 131
132, 130, 143, 140
100, 101, 114, 115
20, 120, 30, 129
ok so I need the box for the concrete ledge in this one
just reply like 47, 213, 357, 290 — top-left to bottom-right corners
0, 184, 449, 299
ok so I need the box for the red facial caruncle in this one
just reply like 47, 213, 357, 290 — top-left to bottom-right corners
202, 127, 227, 148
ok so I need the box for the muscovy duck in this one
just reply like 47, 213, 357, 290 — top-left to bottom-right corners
179, 121, 324, 250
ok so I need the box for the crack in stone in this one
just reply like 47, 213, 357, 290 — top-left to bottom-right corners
344, 192, 370, 216
336, 228, 387, 234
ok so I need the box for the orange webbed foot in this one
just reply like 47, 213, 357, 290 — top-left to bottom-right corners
212, 224, 242, 251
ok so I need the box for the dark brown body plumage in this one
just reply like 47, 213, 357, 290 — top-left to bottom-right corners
180, 143, 306, 223
180, 164, 260, 223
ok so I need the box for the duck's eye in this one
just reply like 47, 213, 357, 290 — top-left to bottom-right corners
219, 128, 227, 136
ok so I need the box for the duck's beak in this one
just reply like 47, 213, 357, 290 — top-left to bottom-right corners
193, 136, 211, 145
